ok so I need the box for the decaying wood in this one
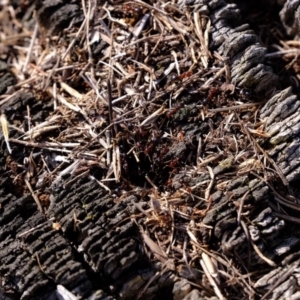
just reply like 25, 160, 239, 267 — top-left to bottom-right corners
2, 0, 300, 299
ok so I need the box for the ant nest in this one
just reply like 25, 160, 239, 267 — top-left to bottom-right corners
2, 0, 300, 299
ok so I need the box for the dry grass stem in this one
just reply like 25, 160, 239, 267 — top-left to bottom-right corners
200, 253, 224, 300
24, 178, 43, 213
0, 113, 12, 153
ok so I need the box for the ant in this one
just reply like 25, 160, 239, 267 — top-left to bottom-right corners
169, 157, 180, 168
122, 3, 142, 16
144, 143, 154, 155
121, 3, 143, 25
143, 136, 161, 156
159, 146, 169, 158
202, 87, 218, 105
166, 103, 183, 118
207, 87, 218, 100
178, 71, 193, 80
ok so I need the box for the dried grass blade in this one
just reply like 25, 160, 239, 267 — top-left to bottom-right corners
247, 127, 270, 138
201, 66, 226, 90
153, 12, 172, 31
102, 7, 128, 29
208, 102, 262, 113
112, 143, 120, 182
205, 166, 214, 200
56, 285, 77, 300
62, 17, 87, 60
112, 147, 117, 181
0, 113, 12, 153
193, 12, 210, 68
24, 125, 61, 140
89, 175, 111, 193
25, 178, 43, 213
140, 106, 165, 126
22, 22, 39, 73
132, 13, 150, 40
200, 254, 225, 300
202, 252, 220, 285
47, 88, 80, 112
142, 232, 168, 263
60, 82, 84, 100
251, 240, 276, 267
59, 160, 81, 178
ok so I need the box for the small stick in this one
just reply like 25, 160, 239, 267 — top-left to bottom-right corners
25, 178, 43, 213
53, 83, 57, 110
140, 106, 165, 126
193, 12, 210, 68
200, 66, 226, 90
171, 50, 180, 75
200, 253, 224, 300
132, 149, 140, 163
204, 166, 214, 201
145, 175, 158, 190
60, 82, 84, 100
197, 153, 223, 168
112, 143, 120, 182
105, 130, 111, 166
22, 21, 39, 73
237, 191, 250, 225
196, 137, 202, 162
132, 13, 150, 40
62, 18, 87, 60
89, 175, 111, 193
26, 105, 31, 131
82, 0, 94, 67
107, 80, 116, 137
18, 217, 55, 237
208, 102, 263, 113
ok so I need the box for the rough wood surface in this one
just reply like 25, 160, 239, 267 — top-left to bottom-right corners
280, 0, 300, 36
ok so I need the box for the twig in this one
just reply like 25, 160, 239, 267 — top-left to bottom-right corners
22, 21, 39, 73
25, 178, 43, 213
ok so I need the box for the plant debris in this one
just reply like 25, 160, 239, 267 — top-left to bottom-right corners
2, 0, 300, 299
